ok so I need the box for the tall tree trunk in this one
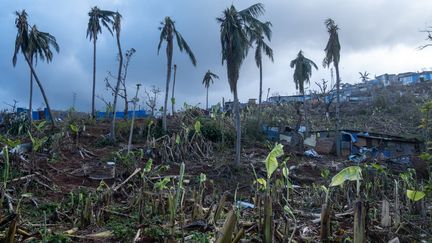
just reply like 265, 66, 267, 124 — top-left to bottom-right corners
206, 87, 209, 111
258, 62, 263, 126
23, 54, 55, 127
123, 92, 128, 120
28, 56, 33, 122
233, 89, 241, 165
110, 33, 124, 144
303, 91, 308, 135
163, 39, 173, 132
171, 64, 177, 115
92, 38, 97, 118
128, 85, 140, 153
335, 63, 341, 157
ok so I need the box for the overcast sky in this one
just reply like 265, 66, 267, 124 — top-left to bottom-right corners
1, 0, 432, 112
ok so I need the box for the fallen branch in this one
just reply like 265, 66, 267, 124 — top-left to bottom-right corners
112, 167, 142, 192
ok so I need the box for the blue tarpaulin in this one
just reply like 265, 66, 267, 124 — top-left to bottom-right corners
96, 110, 147, 120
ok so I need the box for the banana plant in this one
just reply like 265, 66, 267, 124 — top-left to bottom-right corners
330, 165, 362, 197
28, 131, 48, 169
1, 146, 10, 207
406, 190, 426, 202
70, 123, 79, 147
255, 143, 284, 243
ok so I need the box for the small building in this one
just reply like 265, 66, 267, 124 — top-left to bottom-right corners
267, 95, 306, 104
311, 129, 421, 159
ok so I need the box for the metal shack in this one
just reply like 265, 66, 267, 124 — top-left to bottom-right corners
312, 129, 421, 159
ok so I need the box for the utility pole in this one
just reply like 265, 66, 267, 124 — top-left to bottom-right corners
128, 83, 141, 153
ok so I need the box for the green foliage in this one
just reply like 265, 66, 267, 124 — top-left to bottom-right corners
256, 178, 267, 190
194, 120, 201, 134
37, 230, 72, 243
106, 215, 137, 242
2, 112, 29, 136
406, 190, 426, 202
321, 168, 330, 180
143, 224, 169, 240
330, 166, 362, 187
143, 158, 153, 173
2, 146, 10, 189
191, 232, 211, 243
264, 143, 284, 179
28, 131, 48, 152
154, 177, 170, 191
0, 136, 21, 148
115, 149, 143, 169
115, 120, 132, 137
69, 123, 79, 133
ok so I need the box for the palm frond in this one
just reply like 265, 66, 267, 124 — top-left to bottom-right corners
239, 3, 265, 19
173, 27, 196, 66
323, 18, 341, 68
291, 50, 317, 94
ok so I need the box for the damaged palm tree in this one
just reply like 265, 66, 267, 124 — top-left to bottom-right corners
87, 6, 115, 119
290, 50, 318, 134
127, 83, 141, 153
323, 18, 342, 157
158, 17, 197, 132
217, 3, 270, 165
13, 10, 59, 127
110, 12, 123, 144
202, 70, 219, 111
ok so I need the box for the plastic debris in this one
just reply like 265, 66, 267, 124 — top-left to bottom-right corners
304, 149, 322, 158
236, 201, 255, 209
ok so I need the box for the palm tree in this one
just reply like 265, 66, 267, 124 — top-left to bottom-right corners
158, 17, 197, 132
359, 71, 370, 83
87, 6, 115, 118
13, 10, 59, 126
251, 22, 273, 125
110, 12, 123, 144
171, 64, 177, 115
202, 70, 219, 110
217, 3, 270, 165
323, 18, 342, 157
290, 50, 318, 133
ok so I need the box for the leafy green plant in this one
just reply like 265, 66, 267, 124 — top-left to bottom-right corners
321, 168, 330, 180
28, 131, 48, 169
255, 143, 284, 243
1, 146, 10, 207
406, 190, 426, 202
330, 166, 362, 197
70, 123, 80, 147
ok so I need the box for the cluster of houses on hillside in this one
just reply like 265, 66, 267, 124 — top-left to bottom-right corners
223, 70, 432, 110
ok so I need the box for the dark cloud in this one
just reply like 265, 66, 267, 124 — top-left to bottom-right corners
1, 0, 432, 112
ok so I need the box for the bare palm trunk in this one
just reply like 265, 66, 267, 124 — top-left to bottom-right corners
29, 56, 33, 122
206, 87, 209, 111
110, 33, 124, 144
123, 93, 128, 120
92, 38, 97, 118
171, 64, 177, 115
233, 89, 241, 165
258, 62, 263, 126
335, 63, 341, 157
303, 91, 308, 136
23, 53, 55, 127
128, 85, 140, 153
163, 39, 173, 132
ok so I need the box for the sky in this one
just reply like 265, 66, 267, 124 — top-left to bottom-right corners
1, 0, 432, 112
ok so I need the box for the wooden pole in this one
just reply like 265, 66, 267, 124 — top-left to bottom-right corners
354, 200, 366, 243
